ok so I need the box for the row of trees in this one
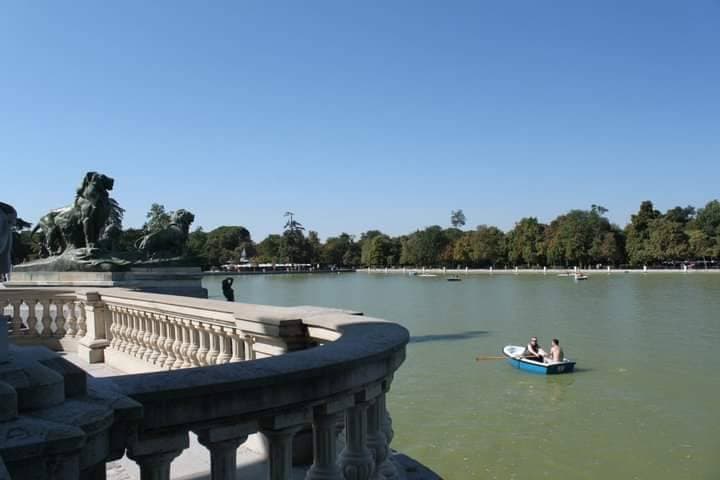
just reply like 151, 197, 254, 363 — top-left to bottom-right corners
187, 199, 719, 269
14, 200, 720, 269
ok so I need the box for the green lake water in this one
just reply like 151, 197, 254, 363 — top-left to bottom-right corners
203, 273, 720, 479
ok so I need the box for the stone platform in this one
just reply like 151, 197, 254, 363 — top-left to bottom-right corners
5, 267, 207, 298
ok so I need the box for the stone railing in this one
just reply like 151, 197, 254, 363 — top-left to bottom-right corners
1, 287, 90, 352
1, 287, 411, 480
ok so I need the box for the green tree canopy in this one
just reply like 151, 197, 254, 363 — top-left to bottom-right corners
205, 226, 254, 266
451, 209, 466, 228
507, 217, 546, 267
144, 203, 172, 233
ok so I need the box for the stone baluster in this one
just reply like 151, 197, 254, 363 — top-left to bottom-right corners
306, 397, 353, 480
186, 323, 200, 367
375, 394, 398, 479
117, 309, 129, 352
155, 316, 168, 367
75, 302, 87, 338
216, 328, 231, 364
10, 299, 23, 333
134, 311, 147, 359
114, 307, 125, 351
229, 330, 243, 363
179, 322, 192, 368
148, 314, 161, 364
260, 413, 307, 480
171, 320, 184, 369
53, 299, 66, 337
40, 298, 52, 336
206, 326, 219, 366
244, 336, 256, 360
141, 312, 153, 361
196, 325, 208, 366
125, 310, 137, 355
141, 312, 153, 362
195, 422, 254, 480
162, 318, 176, 369
107, 307, 118, 350
128, 432, 189, 480
65, 300, 77, 337
339, 400, 375, 480
25, 299, 38, 335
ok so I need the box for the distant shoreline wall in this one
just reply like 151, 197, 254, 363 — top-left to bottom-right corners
361, 267, 720, 275
204, 268, 356, 276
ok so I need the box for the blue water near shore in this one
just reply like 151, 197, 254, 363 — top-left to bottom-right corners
203, 273, 720, 479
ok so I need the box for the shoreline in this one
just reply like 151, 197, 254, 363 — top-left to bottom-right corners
361, 267, 720, 275
203, 268, 355, 276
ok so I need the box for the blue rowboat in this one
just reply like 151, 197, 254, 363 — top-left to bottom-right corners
503, 345, 576, 374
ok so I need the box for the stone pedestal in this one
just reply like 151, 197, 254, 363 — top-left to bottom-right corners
6, 267, 207, 298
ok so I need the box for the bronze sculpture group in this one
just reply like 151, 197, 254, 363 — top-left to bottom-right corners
0, 202, 31, 279
6, 171, 197, 272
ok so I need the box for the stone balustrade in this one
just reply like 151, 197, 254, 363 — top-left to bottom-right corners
1, 287, 411, 480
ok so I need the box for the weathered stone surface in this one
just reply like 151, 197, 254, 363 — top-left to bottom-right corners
6, 267, 207, 298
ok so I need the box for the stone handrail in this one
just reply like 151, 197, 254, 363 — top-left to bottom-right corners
2, 287, 410, 480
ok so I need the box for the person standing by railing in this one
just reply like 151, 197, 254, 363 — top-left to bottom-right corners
222, 277, 235, 302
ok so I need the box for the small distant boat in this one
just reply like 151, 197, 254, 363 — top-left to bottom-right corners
447, 276, 462, 282
417, 273, 437, 278
502, 345, 576, 374
574, 274, 588, 281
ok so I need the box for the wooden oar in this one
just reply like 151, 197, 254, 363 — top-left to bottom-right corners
475, 355, 506, 361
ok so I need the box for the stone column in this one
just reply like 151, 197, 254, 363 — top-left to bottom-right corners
128, 432, 189, 480
306, 397, 352, 480
76, 292, 110, 363
195, 423, 253, 480
262, 426, 302, 480
367, 394, 397, 480
260, 412, 309, 480
339, 402, 375, 480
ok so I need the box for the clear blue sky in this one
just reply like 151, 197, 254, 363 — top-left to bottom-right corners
2, 1, 719, 240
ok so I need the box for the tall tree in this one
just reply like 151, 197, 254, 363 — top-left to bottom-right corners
625, 201, 661, 266
144, 203, 172, 233
471, 225, 506, 266
507, 217, 546, 267
451, 209, 466, 228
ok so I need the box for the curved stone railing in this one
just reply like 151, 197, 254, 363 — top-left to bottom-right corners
1, 287, 410, 480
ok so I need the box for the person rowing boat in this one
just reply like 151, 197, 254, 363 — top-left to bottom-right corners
523, 336, 547, 362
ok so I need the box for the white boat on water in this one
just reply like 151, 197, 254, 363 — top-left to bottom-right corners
574, 274, 588, 281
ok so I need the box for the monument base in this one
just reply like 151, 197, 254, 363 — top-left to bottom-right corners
5, 267, 208, 298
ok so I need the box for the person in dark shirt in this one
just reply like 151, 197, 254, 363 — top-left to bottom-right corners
221, 277, 235, 302
523, 336, 546, 362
